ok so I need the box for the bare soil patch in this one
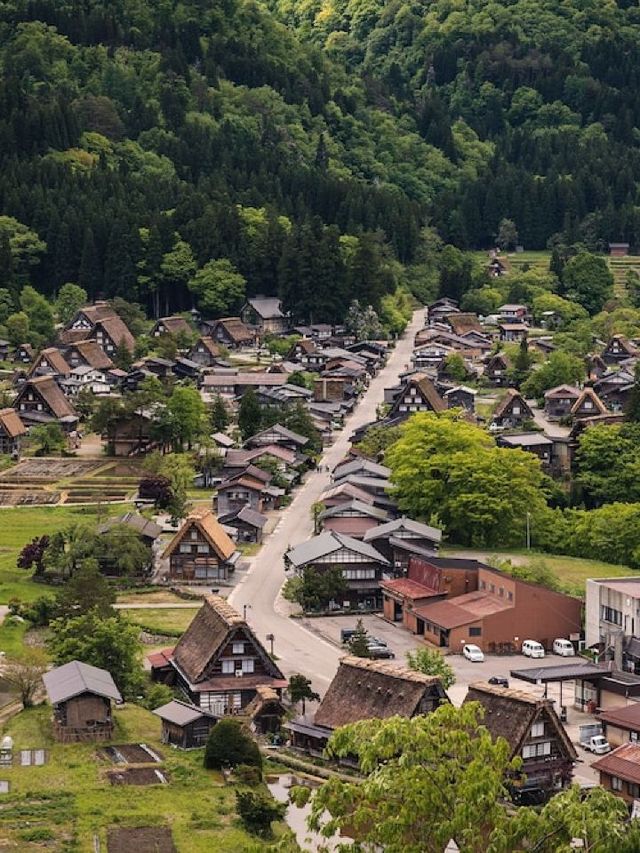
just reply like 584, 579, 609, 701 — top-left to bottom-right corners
107, 826, 176, 853
100, 743, 162, 764
107, 767, 169, 785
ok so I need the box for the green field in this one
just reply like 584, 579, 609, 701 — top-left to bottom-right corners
0, 504, 132, 603
124, 606, 198, 635
0, 704, 287, 852
445, 547, 633, 595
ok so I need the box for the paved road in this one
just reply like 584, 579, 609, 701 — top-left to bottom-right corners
228, 310, 425, 692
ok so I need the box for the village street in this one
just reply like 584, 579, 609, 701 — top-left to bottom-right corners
228, 309, 425, 691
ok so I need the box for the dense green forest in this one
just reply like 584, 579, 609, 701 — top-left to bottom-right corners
1, 0, 640, 321
274, 0, 640, 250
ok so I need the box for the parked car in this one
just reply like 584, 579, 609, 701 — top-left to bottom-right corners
488, 676, 509, 688
463, 644, 484, 662
367, 643, 395, 660
552, 638, 575, 657
340, 628, 357, 645
522, 640, 545, 658
368, 636, 388, 647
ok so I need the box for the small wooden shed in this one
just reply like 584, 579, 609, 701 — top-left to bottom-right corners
43, 660, 122, 743
153, 699, 217, 749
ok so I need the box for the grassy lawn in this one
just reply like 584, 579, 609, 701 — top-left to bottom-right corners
116, 590, 189, 605
445, 546, 633, 594
0, 704, 285, 851
0, 504, 132, 603
123, 607, 198, 635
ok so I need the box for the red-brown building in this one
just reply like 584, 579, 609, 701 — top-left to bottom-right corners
593, 742, 640, 805
383, 560, 581, 654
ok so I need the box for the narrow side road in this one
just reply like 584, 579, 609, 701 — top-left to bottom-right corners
228, 309, 424, 690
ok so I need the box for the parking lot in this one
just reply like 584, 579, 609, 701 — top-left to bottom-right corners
301, 613, 601, 785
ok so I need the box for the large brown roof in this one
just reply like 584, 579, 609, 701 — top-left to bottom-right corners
163, 511, 236, 560
412, 373, 446, 412
29, 348, 71, 377
154, 316, 191, 335
0, 408, 27, 438
172, 595, 284, 685
464, 682, 577, 760
94, 316, 135, 352
415, 590, 511, 628
314, 656, 445, 729
447, 313, 483, 336
18, 376, 76, 419
76, 302, 117, 325
191, 337, 221, 358
598, 703, 640, 732
68, 339, 113, 369
211, 317, 253, 344
493, 388, 532, 420
380, 577, 441, 600
593, 742, 640, 784
571, 387, 608, 416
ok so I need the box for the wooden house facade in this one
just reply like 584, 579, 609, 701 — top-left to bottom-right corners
0, 408, 26, 456
491, 389, 533, 429
154, 595, 286, 714
42, 660, 122, 743
153, 699, 217, 748
465, 682, 577, 803
14, 375, 78, 430
484, 352, 511, 386
163, 510, 239, 583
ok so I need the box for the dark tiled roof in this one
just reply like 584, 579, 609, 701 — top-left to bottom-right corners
593, 743, 640, 784
43, 660, 122, 704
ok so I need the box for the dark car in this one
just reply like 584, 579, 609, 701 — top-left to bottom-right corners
367, 643, 395, 660
488, 676, 509, 688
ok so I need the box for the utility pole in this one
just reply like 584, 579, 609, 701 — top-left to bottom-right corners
526, 512, 531, 550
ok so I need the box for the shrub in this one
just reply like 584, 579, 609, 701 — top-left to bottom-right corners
141, 682, 175, 710
203, 719, 262, 770
235, 789, 286, 837
235, 764, 262, 786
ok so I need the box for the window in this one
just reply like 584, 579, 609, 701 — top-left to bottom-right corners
531, 721, 545, 738
499, 587, 504, 597
196, 544, 209, 554
233, 693, 242, 709
221, 660, 234, 674
342, 568, 376, 580
490, 584, 495, 594
508, 591, 513, 602
232, 642, 245, 655
179, 544, 192, 554
522, 742, 551, 759
611, 776, 623, 792
601, 605, 622, 626
480, 581, 486, 590
190, 530, 198, 540
242, 659, 254, 673
469, 627, 482, 637
631, 732, 639, 743
629, 783, 640, 799
512, 406, 520, 415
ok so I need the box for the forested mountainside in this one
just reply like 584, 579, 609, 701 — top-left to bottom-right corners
273, 0, 640, 250
1, 0, 640, 322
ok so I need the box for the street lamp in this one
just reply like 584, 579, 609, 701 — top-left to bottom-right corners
243, 604, 252, 620
266, 633, 275, 656
525, 512, 531, 550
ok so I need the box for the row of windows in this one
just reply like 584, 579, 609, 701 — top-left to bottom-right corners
601, 605, 622, 626
221, 659, 255, 674
611, 776, 640, 798
479, 580, 514, 601
178, 544, 211, 554
522, 741, 551, 759
342, 568, 376, 580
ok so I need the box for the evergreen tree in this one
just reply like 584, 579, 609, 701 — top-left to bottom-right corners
78, 227, 101, 298
626, 363, 640, 423
512, 337, 532, 387
238, 389, 263, 441
210, 395, 229, 432
104, 222, 138, 299
348, 619, 370, 658
113, 338, 132, 370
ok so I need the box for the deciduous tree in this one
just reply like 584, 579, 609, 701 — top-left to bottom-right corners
406, 647, 455, 690
3, 648, 48, 707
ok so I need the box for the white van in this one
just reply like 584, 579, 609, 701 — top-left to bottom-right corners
553, 638, 575, 657
522, 640, 545, 658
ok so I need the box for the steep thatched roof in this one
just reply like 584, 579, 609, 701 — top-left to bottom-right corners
493, 388, 532, 420
314, 656, 446, 729
68, 339, 114, 369
172, 595, 284, 685
17, 375, 77, 419
163, 511, 236, 560
0, 408, 27, 438
29, 347, 71, 377
464, 682, 577, 760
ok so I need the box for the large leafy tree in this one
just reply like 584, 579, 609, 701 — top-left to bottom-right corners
56, 282, 87, 324
521, 350, 585, 400
294, 703, 517, 853
406, 647, 455, 690
574, 423, 640, 507
386, 412, 546, 546
562, 252, 614, 315
189, 258, 246, 316
48, 611, 144, 698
